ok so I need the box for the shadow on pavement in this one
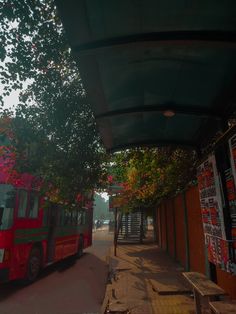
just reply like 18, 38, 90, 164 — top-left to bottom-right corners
0, 252, 94, 302
105, 242, 195, 314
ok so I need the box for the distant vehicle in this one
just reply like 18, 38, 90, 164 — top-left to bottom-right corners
0, 135, 93, 283
103, 219, 110, 225
96, 219, 102, 228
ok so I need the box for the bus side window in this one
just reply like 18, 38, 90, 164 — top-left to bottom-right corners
18, 190, 28, 218
72, 210, 77, 225
70, 212, 73, 225
28, 193, 39, 218
43, 207, 48, 226
78, 210, 86, 225
59, 206, 65, 226
64, 210, 71, 225
77, 211, 82, 225
82, 211, 86, 225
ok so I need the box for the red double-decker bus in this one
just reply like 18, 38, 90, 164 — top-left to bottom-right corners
0, 137, 93, 283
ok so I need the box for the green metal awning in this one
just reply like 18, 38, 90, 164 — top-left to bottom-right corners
56, 0, 236, 151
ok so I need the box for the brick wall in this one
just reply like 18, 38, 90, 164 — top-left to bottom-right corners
156, 185, 236, 299
174, 194, 186, 267
185, 186, 206, 274
166, 200, 175, 258
160, 203, 167, 250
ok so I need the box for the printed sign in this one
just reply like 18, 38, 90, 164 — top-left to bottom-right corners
197, 155, 226, 239
227, 135, 236, 270
197, 155, 228, 270
109, 195, 122, 209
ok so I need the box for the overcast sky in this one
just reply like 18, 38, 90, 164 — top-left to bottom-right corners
1, 89, 20, 110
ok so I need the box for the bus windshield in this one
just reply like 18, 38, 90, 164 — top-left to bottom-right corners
0, 184, 16, 230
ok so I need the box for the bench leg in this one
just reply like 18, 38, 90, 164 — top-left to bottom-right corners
193, 289, 202, 314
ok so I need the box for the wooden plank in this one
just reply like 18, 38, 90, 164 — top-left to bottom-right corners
149, 274, 191, 295
209, 301, 236, 314
182, 272, 226, 297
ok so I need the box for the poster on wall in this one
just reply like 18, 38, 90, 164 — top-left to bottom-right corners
227, 135, 236, 272
224, 168, 236, 274
229, 134, 236, 186
197, 155, 230, 271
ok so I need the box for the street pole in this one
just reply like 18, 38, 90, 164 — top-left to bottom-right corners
114, 207, 117, 256
140, 207, 144, 244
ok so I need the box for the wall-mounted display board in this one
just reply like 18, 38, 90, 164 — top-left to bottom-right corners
197, 155, 234, 273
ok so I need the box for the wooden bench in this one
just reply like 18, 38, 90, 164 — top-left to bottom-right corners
182, 272, 227, 314
209, 300, 236, 314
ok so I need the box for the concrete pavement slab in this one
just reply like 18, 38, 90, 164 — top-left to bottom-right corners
101, 242, 202, 314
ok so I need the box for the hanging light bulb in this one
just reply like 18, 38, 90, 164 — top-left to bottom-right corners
163, 110, 175, 117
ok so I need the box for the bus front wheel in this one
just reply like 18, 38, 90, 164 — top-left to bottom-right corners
25, 247, 42, 283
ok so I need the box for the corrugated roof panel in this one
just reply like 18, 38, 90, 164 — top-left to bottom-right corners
56, 0, 236, 151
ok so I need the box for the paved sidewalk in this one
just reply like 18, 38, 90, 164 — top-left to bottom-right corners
102, 239, 205, 314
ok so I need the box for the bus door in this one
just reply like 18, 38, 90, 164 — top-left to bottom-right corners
46, 204, 58, 263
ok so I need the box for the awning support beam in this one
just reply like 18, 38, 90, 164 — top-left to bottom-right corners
95, 104, 222, 120
74, 30, 236, 55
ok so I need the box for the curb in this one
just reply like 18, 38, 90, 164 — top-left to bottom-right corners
100, 247, 113, 314
101, 247, 130, 314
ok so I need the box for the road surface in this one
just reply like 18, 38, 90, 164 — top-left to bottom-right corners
0, 227, 113, 314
